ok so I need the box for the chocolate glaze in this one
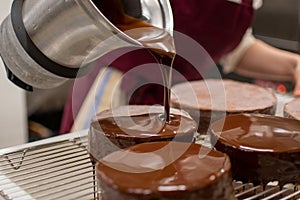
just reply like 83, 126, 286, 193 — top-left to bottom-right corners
88, 0, 178, 162
95, 113, 195, 140
120, 24, 176, 122
92, 0, 176, 121
97, 141, 235, 200
171, 79, 277, 134
88, 105, 197, 162
210, 114, 300, 186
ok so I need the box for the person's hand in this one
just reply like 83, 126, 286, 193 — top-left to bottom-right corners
293, 57, 300, 96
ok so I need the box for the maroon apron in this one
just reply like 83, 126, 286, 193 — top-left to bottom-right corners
60, 0, 254, 133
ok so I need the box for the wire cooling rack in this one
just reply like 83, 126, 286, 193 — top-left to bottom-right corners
0, 131, 299, 200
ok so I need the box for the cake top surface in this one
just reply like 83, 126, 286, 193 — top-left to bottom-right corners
284, 98, 300, 120
97, 141, 231, 193
171, 79, 277, 112
93, 105, 192, 119
90, 105, 197, 139
210, 114, 300, 153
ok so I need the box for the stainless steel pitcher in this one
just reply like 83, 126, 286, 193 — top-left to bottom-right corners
0, 0, 173, 90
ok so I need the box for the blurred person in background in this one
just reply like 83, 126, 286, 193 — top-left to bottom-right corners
60, 0, 300, 133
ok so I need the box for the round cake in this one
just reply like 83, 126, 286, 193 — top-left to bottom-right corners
209, 113, 300, 186
96, 141, 235, 200
284, 98, 300, 120
171, 79, 277, 134
88, 105, 197, 162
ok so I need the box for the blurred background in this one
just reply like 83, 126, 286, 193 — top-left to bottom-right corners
221, 0, 300, 90
0, 0, 299, 148
253, 0, 300, 54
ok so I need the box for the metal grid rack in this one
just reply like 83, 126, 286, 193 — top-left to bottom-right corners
0, 132, 95, 200
0, 131, 299, 200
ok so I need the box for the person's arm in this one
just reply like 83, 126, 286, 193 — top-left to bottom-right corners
233, 39, 300, 96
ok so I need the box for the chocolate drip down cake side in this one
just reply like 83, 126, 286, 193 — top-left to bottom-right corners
171, 79, 277, 134
210, 114, 300, 186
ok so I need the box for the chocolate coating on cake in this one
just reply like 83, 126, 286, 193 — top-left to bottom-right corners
88, 105, 197, 161
284, 98, 300, 120
210, 114, 300, 186
171, 79, 277, 134
97, 141, 234, 200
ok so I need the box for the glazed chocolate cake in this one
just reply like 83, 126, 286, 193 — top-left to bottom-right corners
96, 141, 235, 200
210, 114, 300, 186
284, 98, 300, 120
88, 105, 197, 161
171, 79, 277, 134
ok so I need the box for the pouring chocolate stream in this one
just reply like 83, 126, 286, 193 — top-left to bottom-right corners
93, 0, 176, 122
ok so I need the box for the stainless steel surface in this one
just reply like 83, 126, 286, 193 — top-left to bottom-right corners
22, 0, 132, 68
0, 130, 299, 200
0, 16, 67, 89
22, 0, 173, 67
253, 0, 300, 52
0, 0, 173, 89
